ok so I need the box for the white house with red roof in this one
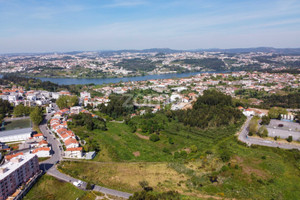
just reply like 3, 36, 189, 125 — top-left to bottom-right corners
64, 138, 79, 149
64, 147, 83, 158
31, 147, 51, 157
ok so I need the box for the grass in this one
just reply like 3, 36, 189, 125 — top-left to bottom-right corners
58, 137, 300, 199
24, 175, 95, 200
84, 118, 244, 162
62, 114, 300, 199
3, 118, 31, 130
38, 157, 50, 162
58, 161, 188, 193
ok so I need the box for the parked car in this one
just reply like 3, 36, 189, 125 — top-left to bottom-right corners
73, 180, 83, 187
278, 124, 284, 127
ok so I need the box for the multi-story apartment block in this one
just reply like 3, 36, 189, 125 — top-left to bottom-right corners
0, 154, 39, 200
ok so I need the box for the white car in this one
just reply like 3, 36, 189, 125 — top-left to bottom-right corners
73, 180, 83, 187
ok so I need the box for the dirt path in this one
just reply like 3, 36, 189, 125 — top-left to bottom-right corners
135, 133, 149, 140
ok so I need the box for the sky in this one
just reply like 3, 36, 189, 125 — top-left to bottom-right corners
0, 0, 300, 53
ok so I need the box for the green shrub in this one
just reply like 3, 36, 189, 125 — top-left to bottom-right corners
220, 151, 231, 162
149, 134, 160, 142
168, 137, 174, 144
287, 136, 293, 143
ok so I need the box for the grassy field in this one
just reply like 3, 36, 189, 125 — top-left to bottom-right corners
4, 118, 31, 130
74, 118, 244, 162
58, 161, 188, 193
24, 175, 95, 200
64, 115, 300, 199
59, 135, 300, 200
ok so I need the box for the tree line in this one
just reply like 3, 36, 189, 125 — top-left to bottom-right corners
173, 90, 244, 128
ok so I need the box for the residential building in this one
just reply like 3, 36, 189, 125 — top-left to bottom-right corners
0, 154, 39, 200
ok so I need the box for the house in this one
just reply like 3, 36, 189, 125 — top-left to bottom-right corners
64, 138, 79, 148
80, 91, 91, 99
38, 140, 49, 148
31, 147, 51, 157
4, 152, 24, 162
64, 147, 83, 158
32, 133, 44, 140
70, 106, 83, 114
243, 108, 255, 117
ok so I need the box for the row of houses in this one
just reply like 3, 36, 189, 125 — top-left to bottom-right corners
50, 108, 83, 158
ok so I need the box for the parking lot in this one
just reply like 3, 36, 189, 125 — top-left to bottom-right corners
267, 119, 300, 140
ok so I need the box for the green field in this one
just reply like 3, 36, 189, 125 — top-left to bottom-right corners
71, 115, 243, 162
4, 118, 31, 130
24, 175, 95, 200
60, 116, 300, 200
59, 136, 300, 200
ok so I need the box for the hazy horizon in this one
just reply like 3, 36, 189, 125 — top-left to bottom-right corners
1, 0, 300, 54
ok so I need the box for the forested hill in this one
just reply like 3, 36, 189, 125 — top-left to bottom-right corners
174, 90, 244, 128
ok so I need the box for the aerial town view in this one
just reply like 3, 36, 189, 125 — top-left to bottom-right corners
0, 0, 300, 200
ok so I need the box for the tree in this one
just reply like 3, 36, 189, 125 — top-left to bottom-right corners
56, 95, 79, 109
268, 107, 288, 119
287, 136, 293, 142
30, 107, 43, 126
261, 115, 270, 125
248, 118, 259, 135
86, 182, 94, 190
258, 126, 268, 137
13, 104, 31, 117
0, 99, 12, 122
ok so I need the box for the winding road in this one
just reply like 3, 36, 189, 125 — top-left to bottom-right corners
238, 117, 300, 150
39, 106, 132, 199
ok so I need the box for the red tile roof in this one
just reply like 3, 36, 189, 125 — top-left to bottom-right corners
5, 152, 23, 161
64, 138, 78, 146
33, 133, 43, 138
65, 147, 83, 151
32, 147, 51, 153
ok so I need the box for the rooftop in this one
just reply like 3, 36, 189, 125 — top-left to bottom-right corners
0, 127, 32, 137
0, 154, 36, 180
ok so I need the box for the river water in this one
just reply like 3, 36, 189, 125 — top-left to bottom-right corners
36, 71, 227, 85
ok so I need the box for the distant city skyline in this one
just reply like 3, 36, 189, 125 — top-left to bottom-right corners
0, 0, 300, 53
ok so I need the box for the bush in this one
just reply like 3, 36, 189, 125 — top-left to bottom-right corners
287, 136, 293, 143
221, 165, 229, 172
261, 115, 270, 125
168, 137, 174, 144
86, 182, 94, 190
190, 145, 198, 153
162, 147, 171, 154
149, 134, 160, 142
220, 151, 231, 162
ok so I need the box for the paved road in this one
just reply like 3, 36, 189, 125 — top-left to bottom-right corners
238, 117, 300, 150
39, 104, 132, 199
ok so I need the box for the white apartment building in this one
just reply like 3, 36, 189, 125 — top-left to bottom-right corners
0, 154, 39, 200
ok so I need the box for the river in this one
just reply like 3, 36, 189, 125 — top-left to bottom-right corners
36, 71, 228, 85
